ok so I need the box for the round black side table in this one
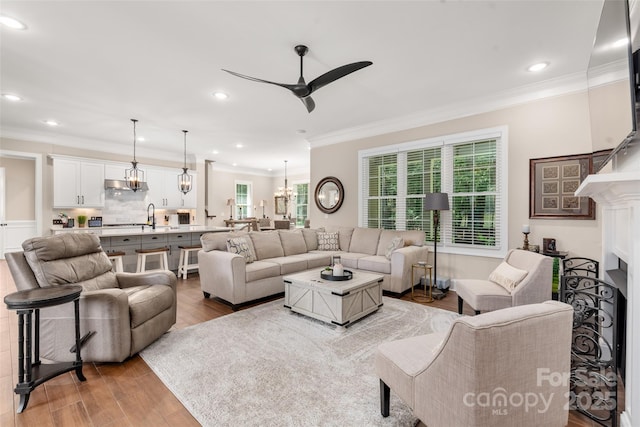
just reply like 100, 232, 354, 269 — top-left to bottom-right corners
4, 285, 86, 413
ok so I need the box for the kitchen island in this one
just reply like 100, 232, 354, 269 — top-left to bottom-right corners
51, 225, 231, 272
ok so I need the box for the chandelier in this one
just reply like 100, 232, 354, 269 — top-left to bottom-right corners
125, 118, 145, 192
178, 129, 193, 194
274, 160, 296, 217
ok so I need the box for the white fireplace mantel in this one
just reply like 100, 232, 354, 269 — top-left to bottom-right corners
576, 171, 640, 205
576, 171, 640, 427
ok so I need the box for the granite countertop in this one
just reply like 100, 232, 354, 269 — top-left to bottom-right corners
50, 225, 231, 237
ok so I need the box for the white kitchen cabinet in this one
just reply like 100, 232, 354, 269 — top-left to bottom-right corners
104, 163, 130, 181
53, 158, 105, 208
146, 167, 196, 208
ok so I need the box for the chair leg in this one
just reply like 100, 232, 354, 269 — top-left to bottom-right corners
380, 379, 390, 417
475, 310, 480, 315
457, 295, 463, 314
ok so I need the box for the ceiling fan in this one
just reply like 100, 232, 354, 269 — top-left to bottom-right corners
222, 45, 372, 113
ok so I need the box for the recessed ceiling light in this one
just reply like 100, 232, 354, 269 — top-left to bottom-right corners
527, 62, 549, 72
212, 150, 219, 155
613, 38, 629, 48
44, 119, 60, 126
1, 93, 22, 101
212, 91, 228, 100
236, 143, 243, 149
267, 168, 273, 172
137, 137, 145, 142
0, 15, 27, 30
232, 162, 238, 167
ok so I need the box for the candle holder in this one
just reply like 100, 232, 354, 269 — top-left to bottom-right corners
522, 232, 530, 251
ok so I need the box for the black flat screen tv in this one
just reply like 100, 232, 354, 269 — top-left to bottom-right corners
587, 0, 639, 171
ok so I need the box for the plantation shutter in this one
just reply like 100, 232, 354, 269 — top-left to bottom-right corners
361, 153, 398, 228
441, 138, 502, 249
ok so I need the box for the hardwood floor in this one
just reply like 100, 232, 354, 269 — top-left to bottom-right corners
0, 260, 614, 426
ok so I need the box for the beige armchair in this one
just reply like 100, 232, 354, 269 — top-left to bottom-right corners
6, 233, 177, 363
375, 301, 573, 427
454, 249, 552, 314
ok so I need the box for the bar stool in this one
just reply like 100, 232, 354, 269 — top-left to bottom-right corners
135, 247, 169, 272
107, 251, 125, 273
177, 245, 202, 279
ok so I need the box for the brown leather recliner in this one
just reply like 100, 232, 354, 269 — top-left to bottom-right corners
5, 233, 177, 363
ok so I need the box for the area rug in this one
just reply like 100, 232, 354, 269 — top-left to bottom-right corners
140, 297, 459, 426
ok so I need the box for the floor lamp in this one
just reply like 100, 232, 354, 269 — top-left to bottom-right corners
424, 192, 450, 300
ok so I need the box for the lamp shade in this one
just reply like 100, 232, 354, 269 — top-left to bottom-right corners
424, 192, 450, 211
227, 198, 235, 206
259, 199, 267, 207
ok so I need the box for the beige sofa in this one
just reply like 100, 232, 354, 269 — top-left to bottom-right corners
198, 227, 428, 308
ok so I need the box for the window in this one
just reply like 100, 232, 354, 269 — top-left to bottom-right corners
359, 127, 507, 257
294, 183, 309, 226
235, 181, 252, 219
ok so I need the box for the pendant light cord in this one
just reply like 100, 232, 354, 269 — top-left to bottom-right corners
183, 130, 188, 169
131, 118, 138, 163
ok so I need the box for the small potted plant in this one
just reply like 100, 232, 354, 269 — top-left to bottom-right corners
77, 215, 87, 228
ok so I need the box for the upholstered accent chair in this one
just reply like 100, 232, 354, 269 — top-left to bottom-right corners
6, 233, 177, 363
454, 249, 552, 314
375, 301, 573, 427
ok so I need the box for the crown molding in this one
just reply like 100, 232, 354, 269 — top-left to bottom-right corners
309, 71, 591, 148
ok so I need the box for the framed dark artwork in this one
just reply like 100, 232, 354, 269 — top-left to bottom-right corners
529, 153, 595, 219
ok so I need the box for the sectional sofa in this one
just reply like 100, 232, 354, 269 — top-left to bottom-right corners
198, 227, 428, 308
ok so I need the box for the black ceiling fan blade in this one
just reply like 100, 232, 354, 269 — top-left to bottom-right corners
221, 69, 298, 92
308, 61, 373, 94
300, 96, 315, 113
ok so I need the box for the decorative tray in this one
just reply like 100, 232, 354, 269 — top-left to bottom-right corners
320, 269, 353, 281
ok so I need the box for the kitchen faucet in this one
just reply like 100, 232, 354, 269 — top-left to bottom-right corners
147, 203, 156, 230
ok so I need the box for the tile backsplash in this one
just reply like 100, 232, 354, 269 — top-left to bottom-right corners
103, 189, 147, 224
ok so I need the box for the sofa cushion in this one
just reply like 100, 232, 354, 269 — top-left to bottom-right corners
302, 228, 324, 251
245, 260, 281, 282
201, 231, 249, 252
337, 227, 355, 251
278, 229, 308, 256
125, 284, 175, 328
317, 232, 340, 251
489, 261, 528, 291
349, 228, 382, 255
226, 237, 256, 263
358, 255, 392, 274
249, 231, 285, 260
266, 256, 309, 275
340, 252, 369, 269
295, 252, 332, 269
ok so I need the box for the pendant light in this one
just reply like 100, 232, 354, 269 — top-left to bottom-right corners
178, 129, 193, 194
125, 118, 145, 191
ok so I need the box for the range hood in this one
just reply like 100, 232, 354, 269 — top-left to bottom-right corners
104, 179, 149, 191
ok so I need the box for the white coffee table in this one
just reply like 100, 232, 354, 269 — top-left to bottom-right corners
283, 269, 383, 327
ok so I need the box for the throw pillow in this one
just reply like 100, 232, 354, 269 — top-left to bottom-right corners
489, 261, 528, 291
317, 231, 340, 251
226, 237, 256, 263
385, 236, 404, 259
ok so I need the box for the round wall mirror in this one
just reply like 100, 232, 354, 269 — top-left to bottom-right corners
314, 176, 344, 214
